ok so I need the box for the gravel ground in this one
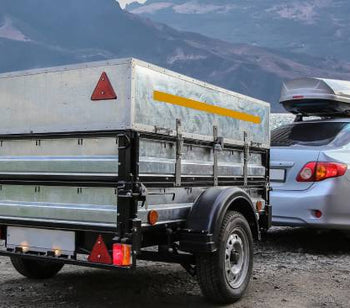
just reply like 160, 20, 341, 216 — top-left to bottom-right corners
1, 227, 350, 308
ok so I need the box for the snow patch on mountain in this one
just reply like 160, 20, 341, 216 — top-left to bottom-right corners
167, 48, 207, 64
172, 2, 233, 15
0, 17, 30, 42
267, 0, 333, 24
117, 0, 147, 9
131, 1, 236, 15
131, 2, 173, 14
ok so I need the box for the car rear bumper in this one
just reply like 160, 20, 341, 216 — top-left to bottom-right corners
271, 177, 350, 229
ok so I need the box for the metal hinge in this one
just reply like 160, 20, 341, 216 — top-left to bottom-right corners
243, 131, 250, 187
212, 125, 224, 186
175, 119, 183, 187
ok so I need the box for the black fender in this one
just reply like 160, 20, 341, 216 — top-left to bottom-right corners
180, 187, 259, 254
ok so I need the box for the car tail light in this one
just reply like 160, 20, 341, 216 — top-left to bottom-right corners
313, 210, 323, 218
297, 162, 316, 181
113, 243, 132, 266
297, 162, 347, 182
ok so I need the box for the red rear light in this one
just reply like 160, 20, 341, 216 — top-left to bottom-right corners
113, 243, 132, 266
297, 162, 316, 181
297, 162, 347, 182
292, 95, 304, 99
313, 210, 323, 218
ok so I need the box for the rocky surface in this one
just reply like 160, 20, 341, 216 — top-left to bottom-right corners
1, 227, 350, 307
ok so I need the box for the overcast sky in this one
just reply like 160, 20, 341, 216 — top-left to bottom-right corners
117, 0, 146, 9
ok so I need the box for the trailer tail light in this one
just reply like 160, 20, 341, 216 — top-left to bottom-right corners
148, 210, 159, 226
88, 235, 112, 264
256, 201, 263, 212
113, 243, 132, 266
21, 245, 30, 253
297, 162, 347, 182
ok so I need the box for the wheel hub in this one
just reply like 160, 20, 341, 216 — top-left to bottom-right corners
224, 232, 248, 288
230, 250, 240, 263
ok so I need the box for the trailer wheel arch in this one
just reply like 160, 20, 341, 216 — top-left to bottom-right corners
225, 196, 259, 241
180, 187, 259, 253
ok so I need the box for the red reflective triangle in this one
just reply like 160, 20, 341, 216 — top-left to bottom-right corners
91, 72, 117, 101
88, 235, 112, 264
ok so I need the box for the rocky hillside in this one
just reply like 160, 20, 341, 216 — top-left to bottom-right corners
1, 0, 350, 111
128, 0, 350, 61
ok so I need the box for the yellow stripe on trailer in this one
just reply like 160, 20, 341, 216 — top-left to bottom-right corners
153, 91, 261, 124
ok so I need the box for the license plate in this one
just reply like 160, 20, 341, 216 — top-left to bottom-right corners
7, 227, 75, 255
270, 169, 286, 182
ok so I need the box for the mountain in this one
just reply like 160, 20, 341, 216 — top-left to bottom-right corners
1, 0, 350, 112
127, 0, 350, 61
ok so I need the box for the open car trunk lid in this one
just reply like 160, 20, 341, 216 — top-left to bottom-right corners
280, 77, 350, 117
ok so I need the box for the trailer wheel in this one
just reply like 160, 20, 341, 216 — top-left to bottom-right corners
196, 211, 253, 304
10, 256, 64, 279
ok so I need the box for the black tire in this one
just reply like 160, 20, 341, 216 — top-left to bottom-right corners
196, 211, 253, 304
10, 256, 64, 279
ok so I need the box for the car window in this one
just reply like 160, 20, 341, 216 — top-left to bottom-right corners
271, 122, 349, 147
331, 124, 350, 148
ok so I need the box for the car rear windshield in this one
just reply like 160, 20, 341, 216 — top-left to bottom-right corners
271, 122, 349, 147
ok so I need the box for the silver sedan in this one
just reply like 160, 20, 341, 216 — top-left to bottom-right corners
270, 118, 350, 229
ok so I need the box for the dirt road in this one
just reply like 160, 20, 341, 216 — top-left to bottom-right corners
1, 227, 350, 308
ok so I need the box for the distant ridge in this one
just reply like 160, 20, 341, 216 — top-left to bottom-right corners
1, 0, 350, 112
128, 0, 350, 61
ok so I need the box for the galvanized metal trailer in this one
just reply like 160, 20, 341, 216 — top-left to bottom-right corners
0, 58, 270, 304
